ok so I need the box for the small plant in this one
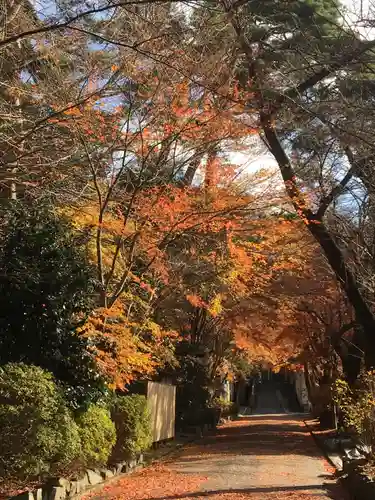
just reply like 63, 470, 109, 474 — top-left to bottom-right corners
210, 396, 238, 413
210, 396, 233, 411
76, 405, 116, 467
0, 363, 81, 483
332, 372, 375, 441
110, 395, 152, 461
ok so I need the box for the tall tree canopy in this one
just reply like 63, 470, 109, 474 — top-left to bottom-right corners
2, 0, 375, 387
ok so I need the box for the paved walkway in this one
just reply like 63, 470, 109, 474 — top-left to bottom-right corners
86, 415, 348, 500
253, 381, 286, 414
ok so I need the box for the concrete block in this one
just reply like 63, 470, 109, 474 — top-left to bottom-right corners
49, 487, 66, 500
113, 462, 124, 474
34, 488, 43, 500
120, 462, 129, 473
100, 468, 114, 480
86, 469, 103, 485
128, 458, 137, 470
69, 474, 89, 495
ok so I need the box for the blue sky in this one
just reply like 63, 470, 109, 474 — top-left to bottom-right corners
26, 0, 370, 213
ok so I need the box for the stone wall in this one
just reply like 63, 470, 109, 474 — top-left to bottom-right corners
14, 454, 144, 500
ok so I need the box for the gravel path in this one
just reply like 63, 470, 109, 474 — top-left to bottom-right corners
85, 414, 348, 500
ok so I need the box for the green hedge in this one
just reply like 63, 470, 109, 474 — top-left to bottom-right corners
76, 405, 116, 467
110, 395, 152, 461
0, 363, 81, 482
0, 364, 157, 487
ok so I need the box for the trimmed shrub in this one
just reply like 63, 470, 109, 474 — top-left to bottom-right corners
0, 363, 81, 482
76, 405, 116, 467
111, 395, 152, 461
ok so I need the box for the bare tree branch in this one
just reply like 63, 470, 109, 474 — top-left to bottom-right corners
0, 0, 181, 50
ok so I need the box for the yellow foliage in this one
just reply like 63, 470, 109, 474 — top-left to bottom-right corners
208, 294, 223, 317
80, 304, 178, 388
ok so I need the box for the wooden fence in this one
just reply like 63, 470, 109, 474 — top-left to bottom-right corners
147, 381, 176, 443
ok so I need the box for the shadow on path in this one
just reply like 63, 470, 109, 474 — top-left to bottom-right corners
177, 416, 322, 458
85, 383, 348, 500
146, 483, 345, 500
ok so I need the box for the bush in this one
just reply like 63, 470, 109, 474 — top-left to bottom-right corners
0, 202, 106, 409
332, 373, 375, 441
76, 405, 116, 467
111, 395, 152, 461
0, 364, 81, 482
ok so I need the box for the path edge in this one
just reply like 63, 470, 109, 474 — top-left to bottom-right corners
303, 418, 375, 500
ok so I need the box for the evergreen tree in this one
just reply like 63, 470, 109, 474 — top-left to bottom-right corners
0, 202, 106, 407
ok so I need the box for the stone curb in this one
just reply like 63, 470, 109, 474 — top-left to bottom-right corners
303, 419, 375, 500
11, 455, 144, 500
10, 430, 207, 500
303, 419, 343, 471
73, 432, 207, 499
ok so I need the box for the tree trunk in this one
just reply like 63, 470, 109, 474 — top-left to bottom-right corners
307, 221, 375, 368
261, 119, 375, 368
182, 154, 203, 186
